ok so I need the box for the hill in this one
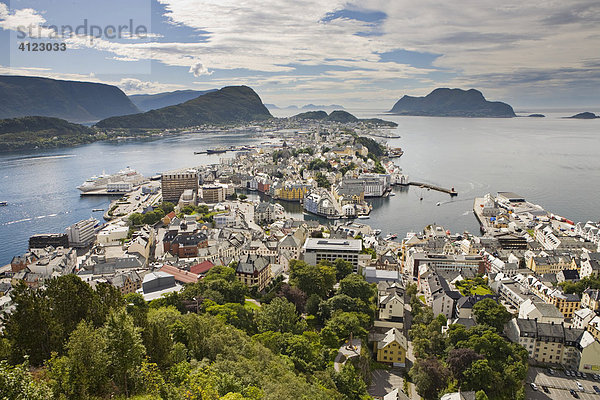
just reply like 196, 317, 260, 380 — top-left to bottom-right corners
292, 110, 398, 126
0, 75, 139, 123
0, 116, 97, 152
389, 88, 516, 117
129, 89, 217, 111
96, 86, 272, 129
566, 112, 599, 119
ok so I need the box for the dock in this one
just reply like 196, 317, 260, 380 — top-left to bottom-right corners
80, 190, 131, 196
408, 181, 458, 196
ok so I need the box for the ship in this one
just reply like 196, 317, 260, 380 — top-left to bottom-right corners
0, 201, 7, 206
206, 147, 228, 154
77, 167, 146, 192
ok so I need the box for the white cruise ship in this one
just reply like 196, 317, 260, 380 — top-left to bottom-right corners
77, 167, 146, 192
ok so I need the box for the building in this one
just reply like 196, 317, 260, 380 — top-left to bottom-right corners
375, 282, 405, 330
234, 255, 272, 292
65, 218, 98, 248
303, 238, 362, 270
106, 181, 134, 192
518, 299, 564, 324
527, 255, 576, 275
161, 170, 198, 203
373, 327, 407, 367
162, 219, 209, 258
138, 271, 182, 301
178, 189, 197, 208
28, 233, 69, 249
107, 271, 142, 295
581, 288, 600, 311
572, 308, 595, 330
201, 185, 225, 203
276, 182, 311, 202
255, 202, 276, 224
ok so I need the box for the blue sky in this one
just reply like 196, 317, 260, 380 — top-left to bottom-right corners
1, 0, 600, 108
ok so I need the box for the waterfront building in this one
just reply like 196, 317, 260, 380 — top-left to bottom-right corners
66, 218, 98, 248
28, 233, 69, 249
161, 170, 198, 203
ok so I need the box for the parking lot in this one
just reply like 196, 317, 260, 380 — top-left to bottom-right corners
526, 367, 600, 399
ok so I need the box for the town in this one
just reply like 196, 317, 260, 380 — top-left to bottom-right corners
1, 116, 600, 400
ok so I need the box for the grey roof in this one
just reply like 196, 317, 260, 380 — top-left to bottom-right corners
304, 238, 362, 251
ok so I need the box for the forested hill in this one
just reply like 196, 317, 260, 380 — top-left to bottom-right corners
96, 86, 272, 129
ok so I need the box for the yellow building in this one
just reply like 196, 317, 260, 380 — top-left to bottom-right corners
550, 294, 581, 319
527, 255, 576, 275
277, 183, 311, 202
373, 328, 407, 367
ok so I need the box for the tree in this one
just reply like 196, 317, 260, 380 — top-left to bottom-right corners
48, 320, 109, 398
410, 358, 450, 400
463, 359, 498, 393
289, 260, 336, 298
333, 364, 368, 400
129, 212, 144, 226
160, 201, 175, 214
0, 360, 53, 400
472, 299, 512, 333
447, 348, 484, 387
239, 194, 248, 200
256, 297, 300, 333
104, 309, 146, 397
333, 258, 353, 281
338, 274, 375, 304
277, 284, 308, 313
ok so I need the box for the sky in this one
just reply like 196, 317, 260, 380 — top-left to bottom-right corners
1, 0, 599, 109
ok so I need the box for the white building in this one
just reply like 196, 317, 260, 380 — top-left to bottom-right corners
66, 218, 98, 248
303, 238, 362, 270
106, 181, 134, 192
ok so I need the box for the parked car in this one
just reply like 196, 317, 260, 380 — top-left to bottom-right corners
593, 385, 600, 394
582, 372, 587, 378
566, 370, 572, 376
542, 386, 550, 393
576, 371, 583, 378
576, 381, 584, 391
530, 383, 538, 391
547, 368, 555, 375
570, 389, 580, 398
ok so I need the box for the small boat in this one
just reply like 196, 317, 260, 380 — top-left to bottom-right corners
384, 233, 398, 240
92, 208, 104, 212
374, 229, 382, 235
389, 192, 396, 196
0, 201, 7, 206
357, 215, 370, 219
436, 202, 441, 206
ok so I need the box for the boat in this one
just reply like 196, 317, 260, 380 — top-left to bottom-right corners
92, 208, 104, 212
357, 215, 370, 219
77, 167, 145, 193
389, 192, 396, 196
0, 201, 7, 206
206, 147, 228, 154
436, 202, 441, 206
383, 233, 398, 240
374, 229, 382, 235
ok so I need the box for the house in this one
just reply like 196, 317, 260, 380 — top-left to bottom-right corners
581, 288, 600, 311
455, 294, 499, 319
190, 260, 215, 276
580, 257, 600, 279
572, 308, 595, 330
234, 255, 272, 292
373, 327, 407, 367
518, 299, 564, 324
375, 282, 405, 330
137, 271, 182, 301
440, 392, 476, 400
556, 269, 580, 283
107, 271, 142, 295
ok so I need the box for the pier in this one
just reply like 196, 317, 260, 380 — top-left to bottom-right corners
408, 181, 458, 196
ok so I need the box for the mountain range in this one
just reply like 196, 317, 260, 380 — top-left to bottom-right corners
129, 89, 217, 112
96, 86, 272, 129
266, 103, 345, 111
389, 88, 516, 117
292, 110, 397, 127
0, 75, 139, 123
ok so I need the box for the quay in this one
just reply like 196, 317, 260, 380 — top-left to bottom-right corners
408, 181, 458, 196
80, 189, 131, 196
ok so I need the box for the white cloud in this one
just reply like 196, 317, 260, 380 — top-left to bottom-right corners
189, 62, 212, 77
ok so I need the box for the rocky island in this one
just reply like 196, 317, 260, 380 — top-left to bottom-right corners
389, 88, 516, 118
566, 112, 599, 119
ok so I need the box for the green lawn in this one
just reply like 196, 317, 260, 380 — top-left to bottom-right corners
245, 299, 260, 310
473, 286, 493, 295
418, 295, 426, 304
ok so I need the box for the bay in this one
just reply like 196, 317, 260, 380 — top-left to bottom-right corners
1, 110, 599, 265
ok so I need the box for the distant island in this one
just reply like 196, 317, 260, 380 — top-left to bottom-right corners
266, 103, 345, 111
96, 86, 272, 129
0, 116, 97, 152
0, 75, 139, 123
389, 88, 516, 118
129, 89, 217, 112
292, 110, 397, 127
527, 114, 545, 117
565, 112, 599, 119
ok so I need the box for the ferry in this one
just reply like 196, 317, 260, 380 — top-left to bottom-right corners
0, 201, 7, 206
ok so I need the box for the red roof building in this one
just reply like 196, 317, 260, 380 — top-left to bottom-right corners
159, 264, 199, 284
190, 260, 215, 275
